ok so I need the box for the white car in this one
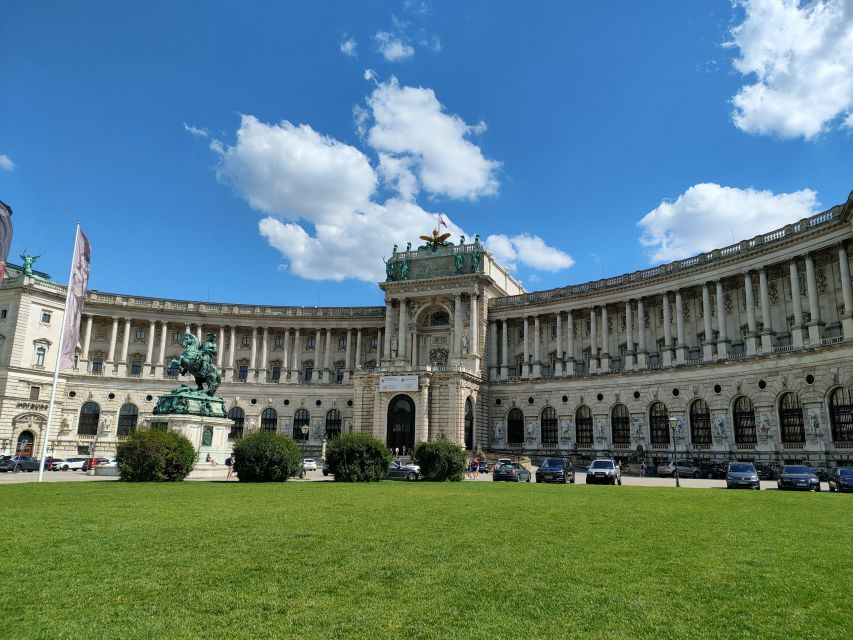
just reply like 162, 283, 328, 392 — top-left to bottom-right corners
96, 459, 118, 468
302, 458, 317, 471
60, 457, 88, 471
585, 458, 622, 485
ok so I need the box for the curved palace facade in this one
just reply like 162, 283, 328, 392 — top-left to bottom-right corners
2, 191, 853, 468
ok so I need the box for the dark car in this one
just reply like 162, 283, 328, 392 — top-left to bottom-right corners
698, 460, 728, 479
82, 457, 110, 472
777, 465, 821, 491
726, 462, 760, 489
386, 461, 420, 481
828, 466, 853, 493
535, 457, 575, 484
755, 464, 779, 480
477, 460, 489, 473
493, 462, 531, 482
0, 456, 40, 472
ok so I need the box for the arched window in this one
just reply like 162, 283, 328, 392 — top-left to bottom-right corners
778, 393, 805, 443
293, 408, 310, 441
77, 402, 100, 435
117, 403, 138, 436
828, 387, 853, 442
611, 404, 630, 444
227, 407, 244, 441
507, 408, 524, 444
260, 408, 278, 433
649, 402, 670, 445
575, 405, 593, 444
464, 399, 474, 450
690, 399, 711, 445
325, 409, 342, 439
541, 406, 557, 445
733, 396, 756, 444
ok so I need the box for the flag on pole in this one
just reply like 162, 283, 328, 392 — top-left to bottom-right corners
0, 200, 13, 282
59, 228, 91, 370
438, 214, 448, 229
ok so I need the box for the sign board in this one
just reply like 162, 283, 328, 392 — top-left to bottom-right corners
379, 375, 419, 392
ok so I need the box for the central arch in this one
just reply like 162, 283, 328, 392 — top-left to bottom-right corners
387, 395, 415, 451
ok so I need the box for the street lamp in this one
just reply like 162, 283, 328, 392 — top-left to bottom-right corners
669, 416, 681, 488
299, 424, 309, 479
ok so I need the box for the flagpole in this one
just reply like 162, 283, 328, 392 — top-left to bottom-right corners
38, 223, 81, 482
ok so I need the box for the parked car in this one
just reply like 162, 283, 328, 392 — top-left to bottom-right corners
82, 457, 110, 472
59, 457, 88, 471
302, 458, 317, 471
477, 460, 489, 473
828, 466, 853, 492
496, 458, 513, 469
322, 461, 331, 476
47, 458, 65, 471
535, 457, 575, 484
493, 462, 531, 482
812, 467, 830, 482
657, 459, 702, 479
386, 460, 420, 481
755, 464, 780, 480
95, 459, 118, 468
0, 456, 40, 472
585, 458, 622, 485
777, 465, 821, 491
697, 460, 728, 479
726, 462, 760, 489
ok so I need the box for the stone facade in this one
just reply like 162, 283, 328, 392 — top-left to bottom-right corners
2, 191, 852, 469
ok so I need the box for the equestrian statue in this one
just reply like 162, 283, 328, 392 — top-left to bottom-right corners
170, 333, 221, 396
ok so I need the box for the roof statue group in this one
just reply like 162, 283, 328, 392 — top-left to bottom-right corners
384, 230, 482, 281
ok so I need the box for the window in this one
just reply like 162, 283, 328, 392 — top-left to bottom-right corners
430, 312, 449, 326
828, 387, 853, 442
35, 346, 46, 367
293, 409, 310, 440
172, 331, 182, 343
41, 311, 51, 324
0, 309, 7, 319
733, 396, 756, 444
91, 357, 103, 374
779, 393, 805, 443
369, 336, 378, 349
260, 408, 278, 433
649, 402, 670, 445
238, 365, 248, 381
336, 368, 344, 383
338, 337, 347, 350
167, 362, 180, 377
271, 366, 281, 382
541, 407, 557, 445
550, 324, 557, 340
611, 404, 630, 444
118, 403, 138, 436
690, 399, 711, 445
303, 366, 313, 382
274, 336, 285, 348
575, 406, 593, 444
241, 335, 251, 347
507, 408, 524, 444
325, 409, 342, 439
135, 329, 145, 341
130, 360, 143, 376
29, 386, 40, 401
306, 337, 316, 349
228, 407, 244, 440
77, 402, 100, 436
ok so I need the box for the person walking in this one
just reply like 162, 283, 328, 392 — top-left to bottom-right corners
225, 454, 235, 481
465, 458, 472, 480
473, 457, 480, 480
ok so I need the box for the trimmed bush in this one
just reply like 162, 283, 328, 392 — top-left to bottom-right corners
325, 433, 390, 482
232, 431, 302, 482
414, 440, 465, 481
116, 428, 196, 482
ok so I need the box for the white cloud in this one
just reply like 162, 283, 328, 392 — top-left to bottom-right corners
485, 233, 574, 272
637, 183, 820, 263
183, 122, 209, 138
0, 154, 14, 171
340, 37, 357, 57
375, 31, 414, 61
365, 77, 500, 200
377, 152, 419, 200
728, 0, 853, 139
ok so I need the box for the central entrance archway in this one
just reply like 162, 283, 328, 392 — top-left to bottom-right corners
387, 395, 415, 451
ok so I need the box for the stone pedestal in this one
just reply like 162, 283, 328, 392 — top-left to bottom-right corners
150, 414, 233, 467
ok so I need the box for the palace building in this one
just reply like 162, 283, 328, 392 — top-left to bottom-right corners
2, 192, 853, 469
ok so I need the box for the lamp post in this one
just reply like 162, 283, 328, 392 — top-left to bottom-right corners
669, 416, 681, 488
299, 424, 309, 479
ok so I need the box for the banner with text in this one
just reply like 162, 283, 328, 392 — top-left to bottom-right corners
379, 375, 419, 392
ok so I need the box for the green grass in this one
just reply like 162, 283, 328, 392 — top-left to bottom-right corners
1, 482, 850, 640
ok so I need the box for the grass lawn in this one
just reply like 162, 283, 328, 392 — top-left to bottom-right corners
1, 482, 850, 640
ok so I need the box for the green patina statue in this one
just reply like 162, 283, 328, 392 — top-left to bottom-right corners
470, 243, 481, 272
401, 259, 410, 279
455, 252, 465, 274
153, 333, 226, 417
384, 256, 396, 280
20, 251, 40, 276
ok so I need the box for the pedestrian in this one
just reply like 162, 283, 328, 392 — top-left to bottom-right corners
225, 454, 235, 481
640, 461, 645, 478
394, 446, 399, 459
206, 452, 215, 466
473, 457, 480, 479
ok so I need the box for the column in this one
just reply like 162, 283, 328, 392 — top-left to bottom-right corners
259, 327, 269, 381
228, 326, 237, 379
117, 317, 131, 375
145, 320, 155, 365
675, 289, 686, 365
555, 313, 564, 377
323, 328, 333, 382
715, 281, 728, 359
625, 301, 635, 370
195, 325, 202, 343
470, 291, 479, 356
500, 319, 509, 380
249, 327, 258, 379
758, 267, 774, 353
702, 284, 714, 362
532, 315, 541, 378
805, 253, 824, 344
355, 328, 363, 372
636, 300, 647, 369
662, 293, 673, 367
81, 315, 94, 367
589, 307, 598, 374
744, 273, 758, 356
184, 323, 191, 336
789, 260, 805, 348
838, 243, 853, 339
291, 328, 301, 383
107, 317, 119, 369
399, 298, 408, 364
383, 301, 394, 362
344, 328, 353, 383
377, 328, 383, 362
156, 322, 167, 377
312, 329, 322, 382
453, 293, 463, 358
565, 311, 575, 376
488, 321, 498, 380
600, 305, 610, 372
416, 379, 430, 444
522, 316, 530, 378
217, 326, 225, 368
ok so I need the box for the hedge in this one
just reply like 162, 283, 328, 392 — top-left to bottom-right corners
414, 440, 466, 481
325, 433, 390, 482
232, 431, 302, 482
116, 428, 196, 482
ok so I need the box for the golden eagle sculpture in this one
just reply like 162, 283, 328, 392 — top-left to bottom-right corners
419, 228, 452, 252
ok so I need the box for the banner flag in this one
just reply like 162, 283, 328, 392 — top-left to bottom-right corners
0, 200, 13, 282
59, 228, 91, 370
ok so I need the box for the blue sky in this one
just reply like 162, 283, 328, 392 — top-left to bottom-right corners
1, 0, 851, 306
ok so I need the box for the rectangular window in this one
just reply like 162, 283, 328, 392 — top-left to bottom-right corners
238, 365, 248, 381
369, 337, 378, 349
241, 335, 251, 347
274, 336, 285, 348
336, 368, 344, 383
35, 347, 46, 366
135, 329, 145, 340
550, 324, 557, 340
303, 366, 313, 382
338, 338, 347, 350
172, 331, 182, 343
0, 309, 6, 319
41, 311, 51, 324
306, 338, 316, 349
91, 357, 103, 374
271, 366, 281, 382
130, 360, 143, 375
77, 446, 90, 455
167, 362, 180, 377
29, 386, 40, 401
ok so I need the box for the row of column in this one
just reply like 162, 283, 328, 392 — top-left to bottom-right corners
488, 247, 853, 380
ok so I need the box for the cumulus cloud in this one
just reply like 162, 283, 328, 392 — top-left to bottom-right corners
728, 0, 853, 139
637, 183, 820, 263
183, 122, 209, 138
340, 37, 357, 57
485, 233, 574, 272
375, 31, 414, 61
0, 154, 14, 171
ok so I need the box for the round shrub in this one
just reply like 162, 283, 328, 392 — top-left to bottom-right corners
116, 428, 196, 482
232, 431, 301, 482
325, 432, 390, 482
414, 440, 465, 481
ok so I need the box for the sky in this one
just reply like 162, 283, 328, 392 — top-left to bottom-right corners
1, 0, 852, 306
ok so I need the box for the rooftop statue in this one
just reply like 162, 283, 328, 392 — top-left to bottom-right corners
419, 229, 452, 252
20, 250, 40, 276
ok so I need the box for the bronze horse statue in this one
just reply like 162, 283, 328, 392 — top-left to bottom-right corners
169, 334, 221, 396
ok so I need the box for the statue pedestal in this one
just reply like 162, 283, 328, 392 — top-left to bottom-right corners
149, 414, 233, 469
